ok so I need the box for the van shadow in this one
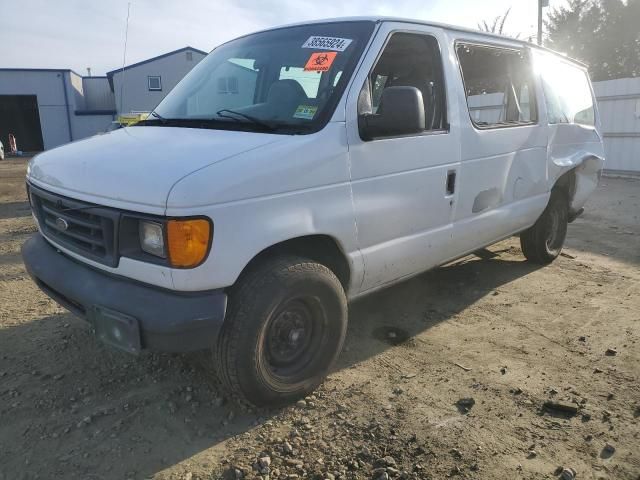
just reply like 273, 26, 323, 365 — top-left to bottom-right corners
0, 248, 541, 479
338, 249, 541, 370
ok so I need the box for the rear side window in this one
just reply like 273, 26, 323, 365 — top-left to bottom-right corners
457, 43, 536, 128
534, 52, 595, 126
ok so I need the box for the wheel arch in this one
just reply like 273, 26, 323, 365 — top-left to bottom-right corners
550, 153, 603, 213
232, 234, 352, 292
552, 168, 577, 200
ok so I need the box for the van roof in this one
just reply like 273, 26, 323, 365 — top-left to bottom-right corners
256, 16, 587, 68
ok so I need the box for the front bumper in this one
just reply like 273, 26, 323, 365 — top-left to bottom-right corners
22, 233, 227, 353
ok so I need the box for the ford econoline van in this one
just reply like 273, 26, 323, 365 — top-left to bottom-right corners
22, 17, 604, 406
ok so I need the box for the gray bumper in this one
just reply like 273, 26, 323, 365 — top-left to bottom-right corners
22, 233, 227, 353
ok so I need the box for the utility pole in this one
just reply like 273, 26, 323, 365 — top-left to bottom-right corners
538, 0, 549, 45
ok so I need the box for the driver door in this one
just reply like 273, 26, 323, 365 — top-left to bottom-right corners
345, 24, 462, 294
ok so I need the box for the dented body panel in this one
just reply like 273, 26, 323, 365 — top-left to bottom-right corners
547, 124, 605, 215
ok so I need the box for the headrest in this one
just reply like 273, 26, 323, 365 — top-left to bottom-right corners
267, 79, 307, 104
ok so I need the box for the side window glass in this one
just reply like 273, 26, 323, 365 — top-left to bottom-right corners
360, 32, 448, 133
534, 52, 595, 126
457, 44, 537, 128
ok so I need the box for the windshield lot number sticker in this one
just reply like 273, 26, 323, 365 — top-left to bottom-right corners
304, 52, 337, 72
293, 105, 318, 120
302, 36, 352, 52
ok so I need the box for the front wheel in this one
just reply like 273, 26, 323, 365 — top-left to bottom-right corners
520, 190, 569, 264
214, 255, 348, 407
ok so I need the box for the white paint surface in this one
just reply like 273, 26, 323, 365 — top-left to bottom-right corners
26, 18, 604, 297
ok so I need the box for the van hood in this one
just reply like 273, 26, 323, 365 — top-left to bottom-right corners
27, 126, 285, 213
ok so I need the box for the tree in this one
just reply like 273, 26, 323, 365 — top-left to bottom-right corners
545, 0, 640, 80
478, 8, 515, 36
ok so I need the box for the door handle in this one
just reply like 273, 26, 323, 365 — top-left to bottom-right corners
446, 170, 456, 196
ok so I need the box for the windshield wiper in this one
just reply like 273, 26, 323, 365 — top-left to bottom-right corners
149, 111, 167, 123
215, 109, 276, 132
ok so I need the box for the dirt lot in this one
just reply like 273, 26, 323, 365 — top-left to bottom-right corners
1, 157, 638, 480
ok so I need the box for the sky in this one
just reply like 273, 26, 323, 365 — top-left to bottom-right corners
2, 0, 568, 76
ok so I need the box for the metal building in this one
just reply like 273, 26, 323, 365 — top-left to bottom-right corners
0, 69, 115, 151
0, 46, 206, 152
107, 47, 207, 116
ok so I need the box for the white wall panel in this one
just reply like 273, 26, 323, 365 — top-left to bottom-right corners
594, 77, 640, 173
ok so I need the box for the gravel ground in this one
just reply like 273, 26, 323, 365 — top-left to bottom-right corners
1, 157, 638, 480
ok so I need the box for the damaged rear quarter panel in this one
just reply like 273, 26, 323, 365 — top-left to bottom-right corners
547, 123, 605, 213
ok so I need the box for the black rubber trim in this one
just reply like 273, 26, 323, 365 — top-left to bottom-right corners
21, 233, 227, 353
568, 207, 584, 223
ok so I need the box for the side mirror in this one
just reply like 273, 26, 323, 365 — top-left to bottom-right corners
359, 86, 425, 140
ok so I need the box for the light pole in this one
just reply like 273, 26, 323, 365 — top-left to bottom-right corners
538, 0, 549, 45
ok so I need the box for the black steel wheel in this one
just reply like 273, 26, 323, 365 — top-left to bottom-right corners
215, 255, 347, 407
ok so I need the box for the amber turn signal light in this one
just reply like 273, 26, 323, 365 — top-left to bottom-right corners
167, 219, 211, 268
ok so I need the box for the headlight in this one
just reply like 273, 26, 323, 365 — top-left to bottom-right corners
167, 219, 211, 268
139, 221, 166, 258
134, 217, 212, 268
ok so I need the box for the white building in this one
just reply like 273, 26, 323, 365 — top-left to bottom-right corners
107, 46, 207, 116
0, 69, 115, 151
0, 46, 206, 152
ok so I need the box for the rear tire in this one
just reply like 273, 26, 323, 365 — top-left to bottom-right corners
520, 190, 569, 264
215, 255, 348, 407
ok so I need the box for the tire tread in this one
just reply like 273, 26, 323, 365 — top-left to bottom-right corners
214, 255, 346, 407
520, 190, 568, 264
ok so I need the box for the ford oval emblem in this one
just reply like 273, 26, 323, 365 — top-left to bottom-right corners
55, 217, 69, 231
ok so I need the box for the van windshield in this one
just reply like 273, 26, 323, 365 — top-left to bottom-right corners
144, 21, 375, 134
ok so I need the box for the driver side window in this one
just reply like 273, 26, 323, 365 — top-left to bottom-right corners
359, 32, 447, 135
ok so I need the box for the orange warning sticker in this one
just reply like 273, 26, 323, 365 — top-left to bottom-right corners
304, 52, 337, 72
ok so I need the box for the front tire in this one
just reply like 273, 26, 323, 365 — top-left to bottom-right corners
520, 189, 569, 264
215, 255, 348, 407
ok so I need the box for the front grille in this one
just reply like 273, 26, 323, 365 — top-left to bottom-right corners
29, 185, 120, 267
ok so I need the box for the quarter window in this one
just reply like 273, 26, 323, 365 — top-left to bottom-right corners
148, 76, 162, 91
534, 52, 595, 126
457, 44, 536, 128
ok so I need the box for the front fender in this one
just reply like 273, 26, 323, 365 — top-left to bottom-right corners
166, 185, 362, 292
162, 123, 362, 292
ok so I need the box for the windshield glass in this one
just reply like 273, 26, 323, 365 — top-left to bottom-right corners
148, 21, 375, 134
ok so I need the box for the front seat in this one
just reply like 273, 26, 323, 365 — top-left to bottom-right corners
266, 80, 308, 120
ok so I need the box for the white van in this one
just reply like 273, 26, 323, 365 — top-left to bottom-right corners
22, 17, 604, 406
